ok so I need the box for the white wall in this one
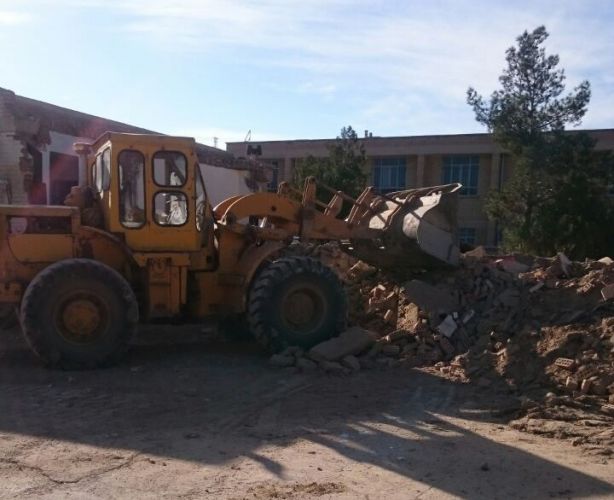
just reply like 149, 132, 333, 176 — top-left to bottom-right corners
199, 163, 252, 208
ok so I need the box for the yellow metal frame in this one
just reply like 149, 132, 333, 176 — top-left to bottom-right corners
0, 132, 442, 323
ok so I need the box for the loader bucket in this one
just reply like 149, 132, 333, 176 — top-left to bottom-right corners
348, 183, 462, 272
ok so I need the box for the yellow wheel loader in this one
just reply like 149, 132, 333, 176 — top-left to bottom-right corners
0, 133, 461, 368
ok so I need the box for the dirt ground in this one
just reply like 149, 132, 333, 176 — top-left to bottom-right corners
1, 325, 613, 500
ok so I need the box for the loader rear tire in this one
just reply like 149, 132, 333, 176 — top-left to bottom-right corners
20, 259, 138, 369
247, 256, 346, 351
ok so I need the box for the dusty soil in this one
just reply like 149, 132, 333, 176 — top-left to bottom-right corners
1, 326, 613, 499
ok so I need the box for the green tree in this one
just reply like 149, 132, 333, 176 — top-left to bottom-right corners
292, 126, 368, 204
467, 26, 591, 154
535, 133, 614, 257
467, 26, 614, 258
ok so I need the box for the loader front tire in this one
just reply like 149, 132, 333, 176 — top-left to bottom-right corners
20, 259, 138, 369
247, 256, 346, 351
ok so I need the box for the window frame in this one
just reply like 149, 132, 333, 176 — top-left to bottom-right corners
442, 155, 479, 196
267, 160, 280, 192
90, 161, 96, 191
372, 157, 407, 194
152, 150, 188, 188
93, 153, 102, 193
93, 147, 111, 194
458, 227, 477, 245
118, 149, 146, 229
152, 190, 189, 227
195, 164, 209, 232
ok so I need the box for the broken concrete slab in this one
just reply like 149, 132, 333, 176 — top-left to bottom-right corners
381, 344, 401, 357
319, 360, 346, 374
308, 326, 377, 362
341, 355, 361, 371
401, 280, 457, 314
557, 252, 572, 277
296, 357, 318, 371
463, 246, 487, 259
601, 283, 614, 301
397, 302, 419, 330
347, 261, 377, 280
269, 354, 295, 367
439, 336, 455, 356
437, 315, 458, 338
529, 282, 545, 293
496, 258, 529, 274
280, 346, 304, 358
385, 329, 411, 343
461, 309, 475, 324
495, 288, 521, 309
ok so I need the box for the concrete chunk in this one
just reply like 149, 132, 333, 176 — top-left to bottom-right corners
601, 283, 614, 301
382, 344, 401, 357
496, 258, 529, 274
269, 354, 295, 367
462, 309, 475, 324
439, 336, 455, 356
557, 252, 572, 277
308, 326, 377, 362
463, 246, 486, 259
319, 360, 345, 374
437, 315, 458, 338
402, 280, 457, 313
496, 288, 521, 308
341, 355, 361, 371
296, 357, 318, 371
529, 282, 545, 293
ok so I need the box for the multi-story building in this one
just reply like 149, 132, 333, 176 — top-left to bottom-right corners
227, 130, 614, 246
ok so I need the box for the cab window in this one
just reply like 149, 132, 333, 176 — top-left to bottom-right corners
195, 165, 207, 232
93, 147, 111, 193
154, 192, 188, 226
118, 150, 145, 228
153, 151, 187, 186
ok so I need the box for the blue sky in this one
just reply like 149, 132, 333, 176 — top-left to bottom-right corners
1, 0, 613, 148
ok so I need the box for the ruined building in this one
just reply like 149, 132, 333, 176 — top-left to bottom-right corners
0, 87, 270, 207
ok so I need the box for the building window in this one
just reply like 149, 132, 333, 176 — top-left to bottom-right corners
267, 160, 279, 192
458, 227, 476, 245
373, 157, 406, 194
442, 155, 479, 196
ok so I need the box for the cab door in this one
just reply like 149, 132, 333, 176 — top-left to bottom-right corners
118, 145, 201, 253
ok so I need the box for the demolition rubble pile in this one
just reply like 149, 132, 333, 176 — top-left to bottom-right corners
272, 244, 614, 421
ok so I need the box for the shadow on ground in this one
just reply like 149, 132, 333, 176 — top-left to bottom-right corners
0, 325, 612, 498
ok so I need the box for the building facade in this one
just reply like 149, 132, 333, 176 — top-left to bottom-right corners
227, 130, 614, 246
0, 87, 270, 209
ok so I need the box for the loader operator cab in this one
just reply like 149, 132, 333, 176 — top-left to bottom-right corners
75, 133, 215, 263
